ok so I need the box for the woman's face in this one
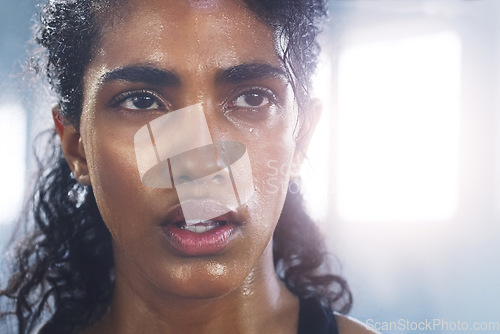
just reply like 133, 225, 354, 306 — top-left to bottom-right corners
78, 0, 301, 299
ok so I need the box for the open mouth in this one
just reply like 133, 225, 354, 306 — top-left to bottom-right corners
175, 220, 228, 233
161, 202, 241, 256
163, 215, 237, 256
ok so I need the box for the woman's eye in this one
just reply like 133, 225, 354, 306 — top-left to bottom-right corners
116, 92, 163, 111
233, 92, 270, 108
225, 88, 280, 122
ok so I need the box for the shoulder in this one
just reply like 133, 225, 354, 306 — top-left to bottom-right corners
335, 314, 381, 334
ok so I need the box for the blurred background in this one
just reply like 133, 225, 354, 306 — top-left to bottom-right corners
1, 0, 499, 332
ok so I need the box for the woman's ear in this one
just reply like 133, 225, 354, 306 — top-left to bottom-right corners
52, 105, 91, 186
291, 98, 322, 178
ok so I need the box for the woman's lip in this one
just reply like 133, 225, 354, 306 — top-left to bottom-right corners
162, 222, 238, 256
160, 201, 242, 256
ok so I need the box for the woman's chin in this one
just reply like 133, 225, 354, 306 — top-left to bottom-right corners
139, 260, 249, 301
162, 275, 243, 301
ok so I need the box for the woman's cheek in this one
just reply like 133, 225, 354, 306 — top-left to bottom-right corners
86, 131, 144, 235
250, 143, 295, 219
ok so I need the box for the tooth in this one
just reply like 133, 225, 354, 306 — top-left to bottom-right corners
179, 220, 223, 233
183, 225, 195, 232
185, 219, 202, 226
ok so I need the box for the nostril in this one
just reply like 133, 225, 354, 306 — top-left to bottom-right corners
175, 175, 192, 185
212, 173, 225, 184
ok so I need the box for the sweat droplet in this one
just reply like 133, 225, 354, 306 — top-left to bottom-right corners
249, 128, 253, 133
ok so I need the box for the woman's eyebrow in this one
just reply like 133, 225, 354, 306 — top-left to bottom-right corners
99, 63, 287, 87
100, 65, 181, 86
217, 63, 288, 84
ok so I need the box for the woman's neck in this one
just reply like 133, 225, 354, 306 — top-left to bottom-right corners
83, 244, 299, 334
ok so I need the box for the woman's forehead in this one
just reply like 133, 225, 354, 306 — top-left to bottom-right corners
89, 0, 281, 80
97, 0, 268, 42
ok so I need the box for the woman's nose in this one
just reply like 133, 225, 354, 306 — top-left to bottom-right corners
134, 102, 223, 189
170, 143, 232, 193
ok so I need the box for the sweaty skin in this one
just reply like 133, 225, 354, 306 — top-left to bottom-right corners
61, 1, 300, 333
55, 0, 377, 333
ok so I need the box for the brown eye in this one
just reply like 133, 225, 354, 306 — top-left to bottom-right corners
123, 94, 160, 110
224, 87, 281, 122
129, 95, 156, 109
234, 92, 269, 108
113, 91, 164, 111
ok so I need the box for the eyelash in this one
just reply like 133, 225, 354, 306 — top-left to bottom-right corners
227, 87, 277, 109
109, 89, 165, 111
109, 87, 278, 113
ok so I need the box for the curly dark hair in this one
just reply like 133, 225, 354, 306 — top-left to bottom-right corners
0, 0, 352, 333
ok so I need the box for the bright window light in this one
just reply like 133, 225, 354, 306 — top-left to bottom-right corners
301, 56, 333, 224
337, 31, 461, 222
0, 102, 26, 225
